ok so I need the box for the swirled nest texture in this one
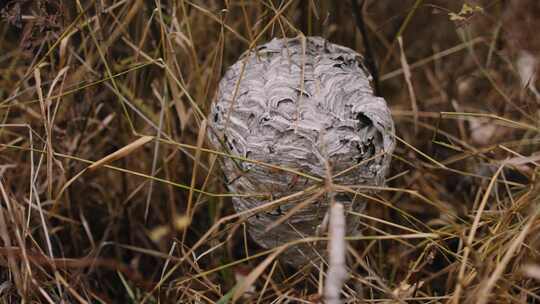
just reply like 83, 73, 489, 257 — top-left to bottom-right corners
208, 36, 395, 265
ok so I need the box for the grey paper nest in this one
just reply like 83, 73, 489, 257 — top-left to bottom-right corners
208, 36, 395, 266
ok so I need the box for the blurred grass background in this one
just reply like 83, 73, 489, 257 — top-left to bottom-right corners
0, 0, 539, 303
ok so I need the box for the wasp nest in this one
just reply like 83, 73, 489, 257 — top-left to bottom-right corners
208, 36, 395, 265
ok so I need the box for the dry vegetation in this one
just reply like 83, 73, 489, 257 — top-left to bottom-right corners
0, 0, 539, 303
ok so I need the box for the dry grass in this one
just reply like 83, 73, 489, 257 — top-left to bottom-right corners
0, 0, 539, 303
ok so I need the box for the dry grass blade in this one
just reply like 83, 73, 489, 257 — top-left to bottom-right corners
394, 135, 447, 169
452, 164, 504, 304
87, 136, 153, 170
0, 180, 22, 295
55, 272, 88, 304
185, 119, 207, 218
441, 111, 540, 133
264, 189, 325, 233
345, 233, 440, 241
33, 67, 55, 202
256, 261, 278, 304
381, 37, 484, 81
397, 36, 418, 134
232, 246, 287, 302
476, 208, 539, 304
522, 264, 540, 280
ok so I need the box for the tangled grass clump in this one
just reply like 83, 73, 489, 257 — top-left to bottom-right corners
0, 0, 539, 303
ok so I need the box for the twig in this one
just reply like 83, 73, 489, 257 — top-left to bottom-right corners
351, 0, 380, 96
324, 162, 347, 304
325, 202, 347, 304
